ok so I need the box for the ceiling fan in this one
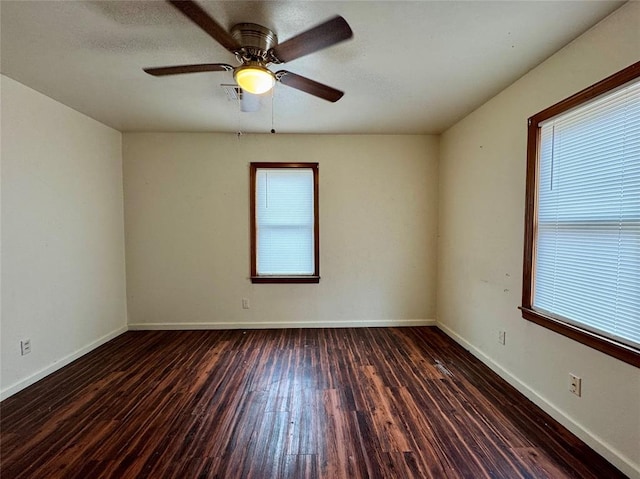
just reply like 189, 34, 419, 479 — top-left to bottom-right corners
144, 0, 353, 103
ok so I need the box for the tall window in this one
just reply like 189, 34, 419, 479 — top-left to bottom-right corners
250, 163, 320, 283
522, 61, 640, 367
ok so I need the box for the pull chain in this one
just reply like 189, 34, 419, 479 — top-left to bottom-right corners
270, 87, 276, 134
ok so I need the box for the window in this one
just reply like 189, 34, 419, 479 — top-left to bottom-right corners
250, 162, 320, 283
521, 61, 640, 368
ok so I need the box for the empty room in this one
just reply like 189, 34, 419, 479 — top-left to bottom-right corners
1, 1, 638, 478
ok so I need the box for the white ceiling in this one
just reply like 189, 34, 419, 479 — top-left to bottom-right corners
0, 1, 625, 134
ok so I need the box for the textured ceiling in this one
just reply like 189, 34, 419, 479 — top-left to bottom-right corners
0, 1, 625, 134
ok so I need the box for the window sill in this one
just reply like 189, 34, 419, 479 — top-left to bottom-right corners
251, 276, 320, 284
519, 306, 639, 368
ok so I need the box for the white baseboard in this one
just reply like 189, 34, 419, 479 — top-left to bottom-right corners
128, 318, 436, 330
0, 325, 128, 401
436, 321, 639, 479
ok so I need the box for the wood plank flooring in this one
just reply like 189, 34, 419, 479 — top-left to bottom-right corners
0, 327, 628, 478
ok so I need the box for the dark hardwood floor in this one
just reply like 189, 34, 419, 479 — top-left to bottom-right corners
0, 327, 628, 478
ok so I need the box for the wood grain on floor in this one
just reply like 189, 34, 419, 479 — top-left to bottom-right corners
0, 327, 628, 478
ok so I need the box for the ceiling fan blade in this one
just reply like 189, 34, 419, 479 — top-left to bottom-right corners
270, 16, 353, 63
144, 63, 233, 76
276, 71, 344, 102
168, 0, 240, 53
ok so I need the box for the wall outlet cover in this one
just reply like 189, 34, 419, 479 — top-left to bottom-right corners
569, 373, 582, 397
20, 339, 32, 356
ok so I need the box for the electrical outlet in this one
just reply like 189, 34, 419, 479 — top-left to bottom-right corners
20, 339, 31, 356
242, 298, 250, 309
498, 331, 506, 345
569, 373, 582, 397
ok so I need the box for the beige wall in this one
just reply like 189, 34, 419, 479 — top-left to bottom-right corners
1, 3, 637, 473
123, 133, 438, 328
0, 76, 128, 398
437, 3, 640, 477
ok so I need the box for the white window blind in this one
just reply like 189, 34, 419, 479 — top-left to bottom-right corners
534, 78, 640, 349
255, 168, 315, 275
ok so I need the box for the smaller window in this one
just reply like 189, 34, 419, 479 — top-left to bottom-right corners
250, 162, 320, 284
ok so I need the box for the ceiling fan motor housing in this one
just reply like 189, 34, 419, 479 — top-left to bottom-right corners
231, 23, 278, 62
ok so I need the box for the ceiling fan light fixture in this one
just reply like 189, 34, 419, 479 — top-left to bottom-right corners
234, 65, 275, 94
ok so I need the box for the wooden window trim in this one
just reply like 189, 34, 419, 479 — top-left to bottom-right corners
250, 162, 320, 284
521, 61, 640, 368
